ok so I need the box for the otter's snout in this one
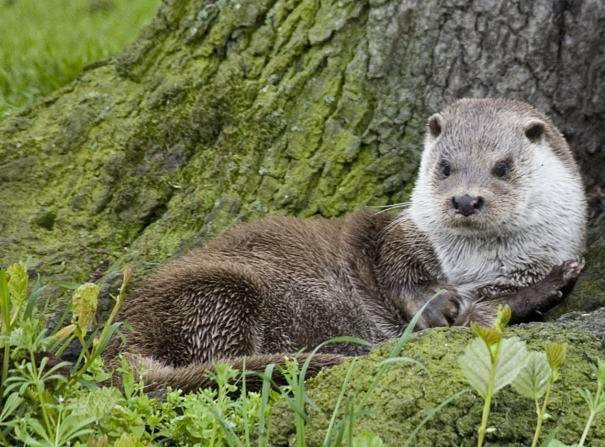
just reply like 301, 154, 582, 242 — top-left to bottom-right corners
452, 194, 484, 217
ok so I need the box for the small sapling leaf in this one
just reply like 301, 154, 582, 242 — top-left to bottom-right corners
459, 336, 528, 398
493, 337, 529, 392
545, 343, 567, 370
496, 305, 512, 329
459, 337, 492, 398
470, 323, 502, 347
512, 351, 551, 400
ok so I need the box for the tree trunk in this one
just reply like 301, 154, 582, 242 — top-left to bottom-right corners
0, 0, 604, 311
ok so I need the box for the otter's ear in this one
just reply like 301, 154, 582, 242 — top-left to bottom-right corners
524, 120, 545, 143
427, 113, 443, 138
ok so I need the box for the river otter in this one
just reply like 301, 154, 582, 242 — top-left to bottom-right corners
105, 98, 586, 392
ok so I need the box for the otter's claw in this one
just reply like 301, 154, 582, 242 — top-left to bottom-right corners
414, 288, 461, 330
560, 258, 585, 283
531, 258, 585, 312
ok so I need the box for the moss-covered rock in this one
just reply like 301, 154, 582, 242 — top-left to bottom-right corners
270, 310, 605, 446
1, 0, 603, 310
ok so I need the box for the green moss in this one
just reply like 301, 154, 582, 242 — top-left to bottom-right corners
270, 324, 605, 446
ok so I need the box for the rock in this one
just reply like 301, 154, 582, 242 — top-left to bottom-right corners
270, 309, 605, 446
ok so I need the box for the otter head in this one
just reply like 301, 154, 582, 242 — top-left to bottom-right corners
409, 98, 585, 244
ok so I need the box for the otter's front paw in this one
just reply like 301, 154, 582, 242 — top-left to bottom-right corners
533, 259, 585, 312
414, 288, 461, 330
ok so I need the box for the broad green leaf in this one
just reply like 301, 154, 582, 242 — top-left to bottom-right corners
493, 337, 529, 392
352, 432, 385, 447
512, 351, 551, 400
71, 283, 99, 334
460, 337, 492, 398
7, 261, 28, 308
545, 343, 567, 370
460, 336, 528, 398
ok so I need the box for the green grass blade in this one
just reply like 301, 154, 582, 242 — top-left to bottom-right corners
389, 293, 440, 358
323, 358, 357, 447
257, 363, 275, 447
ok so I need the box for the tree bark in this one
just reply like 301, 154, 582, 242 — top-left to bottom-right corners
0, 0, 604, 313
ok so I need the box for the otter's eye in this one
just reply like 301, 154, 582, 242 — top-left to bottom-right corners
439, 160, 451, 177
492, 159, 511, 178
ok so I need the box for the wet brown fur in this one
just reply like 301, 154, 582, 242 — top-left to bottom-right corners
105, 211, 580, 392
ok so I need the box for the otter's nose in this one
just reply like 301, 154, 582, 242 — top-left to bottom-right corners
452, 194, 484, 217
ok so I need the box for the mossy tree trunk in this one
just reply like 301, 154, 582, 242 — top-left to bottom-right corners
1, 0, 604, 313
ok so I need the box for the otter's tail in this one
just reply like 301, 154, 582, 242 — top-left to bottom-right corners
122, 352, 346, 393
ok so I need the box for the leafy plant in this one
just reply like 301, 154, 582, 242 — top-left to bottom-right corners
0, 262, 130, 445
512, 343, 567, 447
535, 358, 605, 447
459, 305, 529, 447
2, 261, 427, 445
577, 359, 605, 447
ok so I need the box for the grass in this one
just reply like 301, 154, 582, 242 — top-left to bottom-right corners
0, 0, 161, 117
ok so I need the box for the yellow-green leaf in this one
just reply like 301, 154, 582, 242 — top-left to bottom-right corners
7, 262, 28, 307
352, 432, 385, 447
471, 323, 502, 346
496, 304, 512, 329
86, 435, 109, 447
113, 433, 148, 447
54, 323, 76, 339
545, 342, 567, 370
72, 283, 99, 335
